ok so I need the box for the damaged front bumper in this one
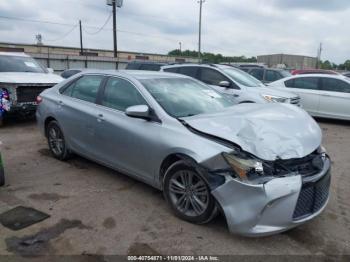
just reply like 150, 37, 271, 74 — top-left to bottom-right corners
211, 156, 331, 237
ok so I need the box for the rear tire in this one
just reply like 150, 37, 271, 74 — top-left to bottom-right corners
163, 160, 216, 224
46, 121, 71, 161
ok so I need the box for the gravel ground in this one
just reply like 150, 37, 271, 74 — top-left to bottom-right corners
0, 118, 349, 259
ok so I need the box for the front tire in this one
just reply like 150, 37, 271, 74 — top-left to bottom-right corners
163, 160, 216, 224
47, 121, 70, 161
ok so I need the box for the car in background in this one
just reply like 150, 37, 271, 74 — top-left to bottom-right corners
36, 70, 330, 236
0, 52, 63, 126
292, 69, 339, 75
342, 72, 350, 78
269, 74, 350, 120
126, 61, 167, 71
161, 64, 300, 106
61, 69, 83, 79
245, 67, 291, 84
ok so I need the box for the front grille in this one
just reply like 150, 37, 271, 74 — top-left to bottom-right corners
16, 85, 52, 103
293, 172, 331, 220
290, 96, 301, 106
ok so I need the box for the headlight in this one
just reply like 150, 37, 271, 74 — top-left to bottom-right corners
262, 94, 288, 103
222, 152, 263, 182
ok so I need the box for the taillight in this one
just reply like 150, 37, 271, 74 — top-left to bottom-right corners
36, 96, 43, 104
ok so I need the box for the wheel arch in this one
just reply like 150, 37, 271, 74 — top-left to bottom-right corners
159, 153, 198, 190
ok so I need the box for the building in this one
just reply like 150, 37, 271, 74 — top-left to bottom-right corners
257, 54, 317, 69
0, 42, 198, 72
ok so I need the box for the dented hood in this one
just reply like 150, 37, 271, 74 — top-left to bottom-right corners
182, 103, 322, 161
0, 72, 63, 84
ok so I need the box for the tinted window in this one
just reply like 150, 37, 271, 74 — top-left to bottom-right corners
249, 69, 264, 81
140, 64, 162, 71
61, 70, 81, 79
179, 67, 199, 78
322, 78, 350, 93
101, 77, 147, 111
126, 63, 141, 70
266, 70, 280, 82
285, 77, 319, 90
199, 68, 229, 85
64, 75, 104, 103
163, 67, 179, 73
222, 68, 261, 88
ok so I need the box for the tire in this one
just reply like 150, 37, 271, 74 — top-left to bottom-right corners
0, 153, 5, 187
163, 160, 216, 224
46, 120, 71, 161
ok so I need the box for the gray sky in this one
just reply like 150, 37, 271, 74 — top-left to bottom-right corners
0, 0, 349, 63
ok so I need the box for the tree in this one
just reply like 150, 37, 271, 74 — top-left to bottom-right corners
168, 49, 257, 64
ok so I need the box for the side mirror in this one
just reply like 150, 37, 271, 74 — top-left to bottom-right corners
47, 68, 54, 74
125, 105, 151, 120
219, 81, 231, 88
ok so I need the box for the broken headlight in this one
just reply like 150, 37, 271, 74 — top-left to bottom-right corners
222, 152, 264, 182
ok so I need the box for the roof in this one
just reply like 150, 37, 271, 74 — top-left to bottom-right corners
79, 69, 189, 80
0, 52, 30, 57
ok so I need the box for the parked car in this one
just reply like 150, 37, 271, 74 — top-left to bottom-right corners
161, 64, 300, 106
0, 52, 63, 126
37, 70, 331, 236
269, 74, 350, 120
245, 67, 291, 83
61, 69, 83, 79
291, 69, 339, 75
342, 72, 350, 78
126, 61, 167, 71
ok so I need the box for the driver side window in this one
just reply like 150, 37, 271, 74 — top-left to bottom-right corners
199, 68, 230, 86
101, 77, 147, 111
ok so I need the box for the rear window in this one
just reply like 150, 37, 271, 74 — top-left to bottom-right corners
140, 64, 162, 71
285, 77, 319, 90
179, 67, 199, 78
321, 78, 350, 93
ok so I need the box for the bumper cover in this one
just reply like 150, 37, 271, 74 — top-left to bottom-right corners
212, 157, 331, 236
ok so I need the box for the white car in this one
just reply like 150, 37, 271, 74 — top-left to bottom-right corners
269, 74, 350, 120
0, 52, 63, 126
161, 64, 301, 106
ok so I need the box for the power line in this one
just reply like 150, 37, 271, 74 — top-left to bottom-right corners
83, 12, 113, 35
0, 14, 181, 42
45, 24, 78, 42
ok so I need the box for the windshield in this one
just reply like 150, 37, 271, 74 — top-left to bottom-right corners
0, 55, 47, 73
223, 68, 262, 87
141, 78, 234, 118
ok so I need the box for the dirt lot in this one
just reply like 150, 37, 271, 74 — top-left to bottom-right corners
0, 118, 349, 258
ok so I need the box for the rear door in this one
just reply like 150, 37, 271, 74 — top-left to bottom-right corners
318, 77, 350, 119
94, 76, 160, 182
265, 70, 281, 83
284, 77, 321, 115
57, 75, 105, 158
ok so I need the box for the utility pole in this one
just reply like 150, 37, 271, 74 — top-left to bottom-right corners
112, 0, 117, 59
316, 42, 322, 69
79, 20, 83, 55
179, 42, 182, 54
197, 0, 205, 63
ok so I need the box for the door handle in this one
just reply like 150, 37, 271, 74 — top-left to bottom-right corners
58, 100, 64, 105
233, 94, 240, 98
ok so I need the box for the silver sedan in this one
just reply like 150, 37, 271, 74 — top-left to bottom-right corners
36, 70, 331, 236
